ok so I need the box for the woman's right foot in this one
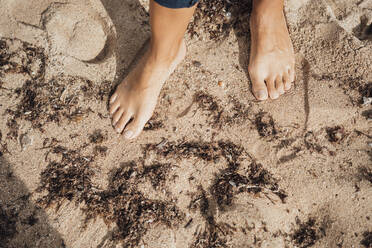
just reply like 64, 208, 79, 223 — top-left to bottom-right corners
109, 40, 186, 139
248, 0, 295, 101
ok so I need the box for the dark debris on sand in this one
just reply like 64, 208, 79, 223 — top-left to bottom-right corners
291, 217, 327, 248
211, 162, 287, 210
83, 162, 184, 245
358, 167, 372, 184
144, 140, 245, 166
326, 126, 346, 143
0, 205, 17, 246
361, 231, 372, 248
359, 82, 372, 103
89, 129, 107, 144
145, 138, 287, 247
188, 0, 252, 40
255, 111, 278, 138
1, 38, 111, 139
6, 75, 109, 133
37, 136, 183, 246
193, 91, 252, 128
143, 113, 164, 131
188, 186, 228, 248
141, 162, 172, 189
0, 38, 45, 80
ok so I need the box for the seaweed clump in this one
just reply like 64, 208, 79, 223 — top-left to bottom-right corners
193, 92, 252, 129
255, 111, 277, 137
188, 0, 252, 40
37, 139, 183, 246
358, 167, 372, 184
1, 38, 112, 137
6, 75, 104, 132
211, 161, 287, 210
291, 217, 326, 248
361, 231, 372, 248
83, 162, 183, 245
0, 38, 45, 79
189, 187, 228, 248
326, 126, 345, 143
0, 205, 17, 246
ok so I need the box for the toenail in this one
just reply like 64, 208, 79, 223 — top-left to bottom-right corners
271, 92, 279, 99
110, 94, 117, 103
124, 130, 133, 139
256, 90, 267, 99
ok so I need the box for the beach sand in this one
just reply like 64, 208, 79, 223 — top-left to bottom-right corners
0, 0, 371, 247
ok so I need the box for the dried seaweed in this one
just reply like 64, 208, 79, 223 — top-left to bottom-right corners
141, 163, 172, 189
143, 114, 164, 131
1, 38, 112, 137
255, 111, 277, 137
193, 92, 251, 129
358, 167, 372, 184
188, 0, 252, 41
211, 161, 287, 210
291, 217, 326, 248
326, 126, 345, 143
0, 38, 45, 80
0, 205, 17, 246
189, 187, 228, 248
83, 162, 183, 246
89, 129, 106, 144
361, 231, 372, 248
37, 138, 183, 246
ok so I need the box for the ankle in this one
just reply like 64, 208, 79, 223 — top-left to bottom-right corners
148, 39, 182, 65
251, 0, 283, 18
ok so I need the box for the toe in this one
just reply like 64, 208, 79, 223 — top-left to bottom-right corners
110, 93, 118, 104
115, 113, 132, 133
250, 75, 268, 101
109, 101, 120, 115
112, 109, 124, 126
283, 70, 291, 91
123, 117, 147, 140
289, 67, 295, 83
275, 76, 285, 95
266, 78, 279, 99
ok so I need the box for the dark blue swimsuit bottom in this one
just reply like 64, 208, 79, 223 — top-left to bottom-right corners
154, 0, 199, 9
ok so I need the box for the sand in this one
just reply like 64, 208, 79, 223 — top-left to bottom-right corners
0, 0, 371, 247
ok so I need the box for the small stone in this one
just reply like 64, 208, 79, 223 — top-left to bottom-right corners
362, 97, 372, 105
368, 142, 372, 148
19, 134, 32, 150
218, 81, 224, 87
225, 11, 232, 20
192, 60, 201, 67
229, 181, 236, 187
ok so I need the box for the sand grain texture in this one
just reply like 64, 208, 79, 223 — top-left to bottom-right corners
0, 0, 371, 247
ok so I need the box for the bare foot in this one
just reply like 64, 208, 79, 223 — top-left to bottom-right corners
248, 0, 295, 100
109, 40, 186, 139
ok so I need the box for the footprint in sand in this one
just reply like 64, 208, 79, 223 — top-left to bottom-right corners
9, 0, 111, 61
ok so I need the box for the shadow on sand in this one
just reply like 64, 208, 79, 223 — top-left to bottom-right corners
100, 0, 151, 86
0, 157, 65, 248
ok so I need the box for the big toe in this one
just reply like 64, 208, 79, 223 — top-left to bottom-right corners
123, 117, 146, 140
251, 79, 268, 101
110, 93, 117, 104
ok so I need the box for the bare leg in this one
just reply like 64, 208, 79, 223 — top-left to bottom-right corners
248, 0, 295, 100
109, 1, 196, 139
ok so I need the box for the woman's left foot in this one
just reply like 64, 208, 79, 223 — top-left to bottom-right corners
248, 0, 295, 100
